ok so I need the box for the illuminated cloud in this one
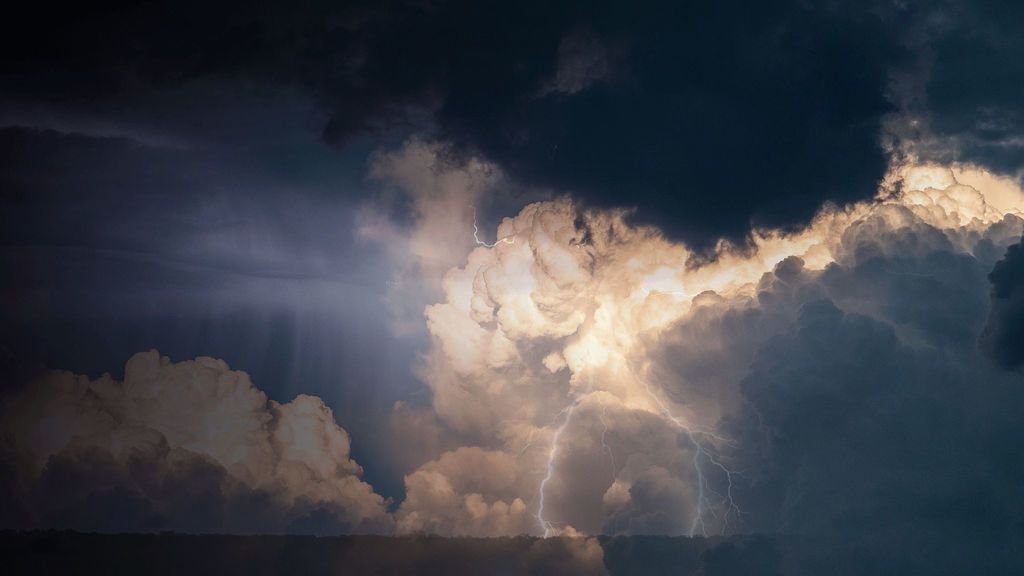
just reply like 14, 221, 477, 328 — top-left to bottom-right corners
395, 152, 1024, 542
0, 351, 391, 534
396, 447, 533, 535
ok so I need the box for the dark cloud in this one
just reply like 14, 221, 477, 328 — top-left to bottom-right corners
734, 300, 1024, 573
538, 29, 619, 97
424, 2, 908, 246
1, 531, 798, 576
4, 2, 1023, 248
981, 237, 1024, 369
2, 1, 917, 247
925, 0, 1024, 173
643, 206, 1024, 572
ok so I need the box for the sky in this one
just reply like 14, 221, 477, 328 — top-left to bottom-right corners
2, 0, 1024, 572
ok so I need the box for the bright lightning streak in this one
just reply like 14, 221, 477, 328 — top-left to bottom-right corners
536, 401, 578, 537
473, 210, 515, 248
469, 213, 567, 536
473, 217, 738, 538
528, 321, 739, 538
638, 374, 742, 537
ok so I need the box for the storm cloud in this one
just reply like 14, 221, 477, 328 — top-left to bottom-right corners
378, 143, 1024, 565
981, 236, 1024, 369
4, 1, 1024, 573
5, 0, 997, 248
4, 134, 1024, 570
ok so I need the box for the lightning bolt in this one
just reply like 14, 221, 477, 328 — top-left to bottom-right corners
468, 211, 564, 536
536, 401, 578, 537
536, 353, 599, 537
473, 210, 516, 248
637, 372, 742, 537
535, 364, 741, 537
473, 218, 740, 538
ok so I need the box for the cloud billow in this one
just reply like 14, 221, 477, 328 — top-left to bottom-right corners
3, 138, 1024, 571
0, 351, 392, 534
388, 155, 1024, 573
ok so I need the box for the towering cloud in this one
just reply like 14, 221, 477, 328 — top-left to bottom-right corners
393, 155, 1024, 558
0, 351, 391, 534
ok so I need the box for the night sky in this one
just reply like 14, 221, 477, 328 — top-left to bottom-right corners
2, 1, 1024, 573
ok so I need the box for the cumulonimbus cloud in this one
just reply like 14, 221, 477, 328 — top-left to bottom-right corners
391, 152, 1024, 545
